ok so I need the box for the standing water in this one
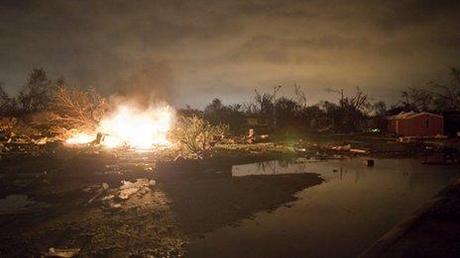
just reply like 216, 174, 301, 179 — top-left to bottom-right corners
187, 158, 460, 258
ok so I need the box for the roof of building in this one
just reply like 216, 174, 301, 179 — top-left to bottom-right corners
387, 111, 443, 120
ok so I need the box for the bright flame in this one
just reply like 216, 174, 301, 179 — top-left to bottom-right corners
99, 105, 174, 149
65, 133, 94, 144
65, 104, 174, 150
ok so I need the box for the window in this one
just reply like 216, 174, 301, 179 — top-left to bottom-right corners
425, 119, 430, 129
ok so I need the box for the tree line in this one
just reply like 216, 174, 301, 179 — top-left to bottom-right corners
187, 67, 460, 135
1, 67, 459, 136
0, 68, 107, 136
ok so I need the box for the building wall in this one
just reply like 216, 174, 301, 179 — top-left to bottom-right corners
387, 119, 397, 134
393, 114, 443, 136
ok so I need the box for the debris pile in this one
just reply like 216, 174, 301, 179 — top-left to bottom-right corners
85, 178, 156, 210
245, 128, 270, 144
43, 248, 80, 258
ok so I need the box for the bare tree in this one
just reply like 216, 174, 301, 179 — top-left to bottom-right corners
325, 87, 370, 132
430, 67, 460, 111
341, 87, 370, 113
248, 85, 282, 114
371, 101, 387, 116
325, 88, 344, 107
400, 87, 434, 112
294, 83, 307, 107
397, 68, 460, 112
50, 85, 108, 131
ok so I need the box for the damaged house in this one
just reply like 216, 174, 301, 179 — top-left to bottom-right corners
387, 112, 443, 137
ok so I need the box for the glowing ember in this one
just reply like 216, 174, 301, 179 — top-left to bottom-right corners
66, 104, 174, 150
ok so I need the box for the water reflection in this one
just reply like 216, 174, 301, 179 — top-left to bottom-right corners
232, 160, 310, 177
188, 158, 460, 258
233, 158, 441, 191
158, 163, 323, 236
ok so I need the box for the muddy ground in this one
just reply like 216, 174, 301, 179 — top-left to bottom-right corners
0, 145, 323, 257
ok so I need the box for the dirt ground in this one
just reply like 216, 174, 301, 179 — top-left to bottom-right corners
0, 149, 184, 257
0, 144, 323, 257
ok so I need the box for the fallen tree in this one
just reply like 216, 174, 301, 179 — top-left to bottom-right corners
49, 86, 109, 135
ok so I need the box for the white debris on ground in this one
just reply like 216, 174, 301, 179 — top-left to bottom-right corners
43, 248, 80, 258
84, 178, 156, 210
119, 179, 156, 199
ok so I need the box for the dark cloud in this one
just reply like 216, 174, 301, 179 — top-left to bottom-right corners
0, 0, 459, 108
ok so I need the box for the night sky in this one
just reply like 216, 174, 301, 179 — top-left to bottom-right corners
1, 0, 460, 108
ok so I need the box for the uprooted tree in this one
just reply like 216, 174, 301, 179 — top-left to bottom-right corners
50, 84, 108, 133
0, 68, 110, 140
171, 115, 228, 157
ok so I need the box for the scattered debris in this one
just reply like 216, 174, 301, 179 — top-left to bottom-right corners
31, 137, 48, 145
101, 182, 109, 190
83, 184, 101, 193
119, 186, 139, 200
294, 147, 307, 153
43, 247, 80, 258
119, 178, 155, 200
350, 148, 369, 154
247, 128, 256, 144
88, 190, 105, 204
331, 144, 351, 151
245, 129, 270, 144
84, 178, 156, 209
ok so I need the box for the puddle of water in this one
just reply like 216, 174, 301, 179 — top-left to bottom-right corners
188, 158, 460, 258
232, 160, 311, 177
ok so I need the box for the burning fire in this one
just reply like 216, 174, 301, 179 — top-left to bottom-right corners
65, 133, 95, 145
99, 104, 173, 149
65, 104, 174, 150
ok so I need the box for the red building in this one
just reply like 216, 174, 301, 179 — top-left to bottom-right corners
387, 112, 443, 137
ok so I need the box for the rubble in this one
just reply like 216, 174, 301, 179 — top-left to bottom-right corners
350, 148, 369, 154
331, 144, 351, 151
119, 179, 155, 199
84, 178, 156, 209
43, 248, 80, 258
245, 128, 270, 144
